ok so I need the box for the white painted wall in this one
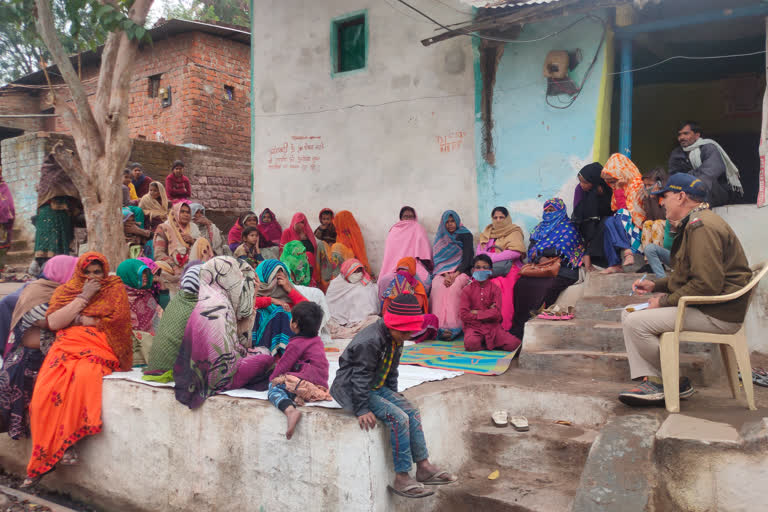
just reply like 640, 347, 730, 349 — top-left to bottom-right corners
250, 0, 477, 274
714, 204, 768, 354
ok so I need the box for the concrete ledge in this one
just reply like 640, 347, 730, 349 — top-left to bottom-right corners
0, 376, 618, 512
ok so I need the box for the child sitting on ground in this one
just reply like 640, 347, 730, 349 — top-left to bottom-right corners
267, 301, 331, 439
459, 254, 522, 352
234, 226, 264, 269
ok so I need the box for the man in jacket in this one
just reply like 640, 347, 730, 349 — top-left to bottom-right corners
668, 121, 743, 207
619, 173, 752, 406
331, 293, 457, 498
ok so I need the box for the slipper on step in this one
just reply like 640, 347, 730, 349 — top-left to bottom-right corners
388, 484, 434, 498
753, 371, 768, 388
491, 410, 508, 428
510, 415, 529, 432
418, 470, 458, 486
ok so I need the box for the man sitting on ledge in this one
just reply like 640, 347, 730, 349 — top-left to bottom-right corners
618, 173, 752, 406
331, 293, 458, 499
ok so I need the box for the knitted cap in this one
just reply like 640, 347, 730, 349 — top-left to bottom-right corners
384, 293, 424, 332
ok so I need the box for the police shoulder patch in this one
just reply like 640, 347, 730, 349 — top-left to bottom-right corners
687, 217, 704, 231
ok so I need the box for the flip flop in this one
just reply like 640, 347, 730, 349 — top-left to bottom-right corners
388, 483, 434, 498
21, 476, 42, 489
60, 448, 79, 466
418, 470, 458, 486
510, 415, 529, 432
753, 371, 768, 388
491, 410, 508, 427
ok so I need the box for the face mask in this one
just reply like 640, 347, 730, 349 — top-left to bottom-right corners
347, 272, 364, 284
472, 270, 492, 282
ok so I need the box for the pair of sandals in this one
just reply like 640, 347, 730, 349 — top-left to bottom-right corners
753, 367, 768, 387
388, 470, 458, 498
536, 305, 575, 321
491, 410, 529, 431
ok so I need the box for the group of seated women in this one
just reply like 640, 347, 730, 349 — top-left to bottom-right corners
0, 151, 671, 486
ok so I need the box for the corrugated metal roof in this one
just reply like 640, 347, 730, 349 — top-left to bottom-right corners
459, 0, 562, 8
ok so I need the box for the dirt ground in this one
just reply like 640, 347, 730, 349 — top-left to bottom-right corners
0, 470, 95, 512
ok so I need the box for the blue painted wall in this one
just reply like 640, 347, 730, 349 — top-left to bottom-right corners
474, 13, 611, 236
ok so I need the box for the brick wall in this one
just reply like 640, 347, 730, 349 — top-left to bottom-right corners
0, 89, 44, 134
45, 31, 250, 156
0, 132, 250, 246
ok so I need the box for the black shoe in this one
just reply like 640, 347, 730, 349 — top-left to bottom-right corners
679, 376, 695, 399
618, 378, 665, 406
636, 264, 653, 274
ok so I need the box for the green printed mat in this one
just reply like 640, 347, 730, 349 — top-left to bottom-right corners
400, 340, 518, 376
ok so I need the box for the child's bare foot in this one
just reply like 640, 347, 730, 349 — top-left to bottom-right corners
285, 406, 302, 440
600, 265, 624, 274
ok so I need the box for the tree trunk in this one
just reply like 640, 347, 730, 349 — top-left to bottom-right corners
52, 143, 128, 268
81, 162, 128, 268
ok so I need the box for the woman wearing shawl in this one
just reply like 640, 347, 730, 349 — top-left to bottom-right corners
165, 160, 191, 204
511, 199, 584, 341
252, 259, 308, 355
378, 207, 432, 298
429, 210, 474, 340
0, 255, 77, 440
228, 211, 260, 252
154, 202, 213, 279
0, 165, 16, 271
280, 212, 320, 284
137, 257, 170, 309
326, 259, 380, 339
476, 207, 526, 331
117, 259, 161, 365
131, 164, 153, 198
33, 154, 82, 267
280, 240, 313, 287
381, 257, 439, 343
317, 210, 370, 292
138, 181, 169, 234
571, 162, 613, 272
173, 257, 275, 409
314, 208, 336, 245
600, 153, 647, 274
123, 207, 151, 258
190, 203, 228, 256
256, 208, 281, 259
143, 263, 202, 378
24, 252, 131, 486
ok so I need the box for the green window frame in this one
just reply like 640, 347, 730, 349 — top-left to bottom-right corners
330, 10, 368, 77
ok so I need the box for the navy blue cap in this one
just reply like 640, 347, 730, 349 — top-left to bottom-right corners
652, 172, 708, 199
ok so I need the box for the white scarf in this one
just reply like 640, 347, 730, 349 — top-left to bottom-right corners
684, 138, 743, 194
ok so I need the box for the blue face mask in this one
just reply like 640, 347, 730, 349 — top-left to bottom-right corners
472, 269, 492, 282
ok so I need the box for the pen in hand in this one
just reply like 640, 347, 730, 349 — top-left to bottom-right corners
630, 273, 647, 296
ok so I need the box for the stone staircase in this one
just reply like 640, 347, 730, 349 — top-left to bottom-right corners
440, 419, 599, 511
4, 228, 34, 269
520, 272, 721, 385
434, 271, 727, 512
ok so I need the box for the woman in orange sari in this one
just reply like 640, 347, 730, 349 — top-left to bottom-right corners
316, 210, 370, 291
23, 252, 132, 487
600, 153, 647, 273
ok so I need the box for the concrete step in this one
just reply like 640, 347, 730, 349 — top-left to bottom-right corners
524, 319, 713, 355
439, 467, 577, 512
518, 349, 721, 386
4, 249, 34, 266
468, 422, 598, 475
582, 272, 648, 297
9, 238, 29, 252
573, 295, 652, 323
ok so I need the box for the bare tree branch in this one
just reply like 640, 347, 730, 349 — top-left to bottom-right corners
34, 0, 103, 164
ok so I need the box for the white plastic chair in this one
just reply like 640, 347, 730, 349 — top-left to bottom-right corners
660, 261, 768, 413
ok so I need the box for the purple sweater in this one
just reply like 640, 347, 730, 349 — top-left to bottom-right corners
269, 335, 329, 388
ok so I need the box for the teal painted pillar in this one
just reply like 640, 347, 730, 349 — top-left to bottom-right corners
618, 38, 633, 157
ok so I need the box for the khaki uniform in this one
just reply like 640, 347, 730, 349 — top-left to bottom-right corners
623, 208, 751, 379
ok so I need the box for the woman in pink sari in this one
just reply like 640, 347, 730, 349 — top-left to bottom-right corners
378, 206, 433, 298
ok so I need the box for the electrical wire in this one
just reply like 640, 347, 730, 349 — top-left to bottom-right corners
545, 14, 607, 109
608, 50, 767, 75
253, 93, 469, 118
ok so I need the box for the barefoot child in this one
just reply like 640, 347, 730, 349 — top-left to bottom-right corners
267, 301, 330, 439
331, 293, 458, 499
234, 227, 264, 269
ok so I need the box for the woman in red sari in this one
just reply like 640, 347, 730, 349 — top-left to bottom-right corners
280, 213, 320, 285
23, 252, 132, 487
